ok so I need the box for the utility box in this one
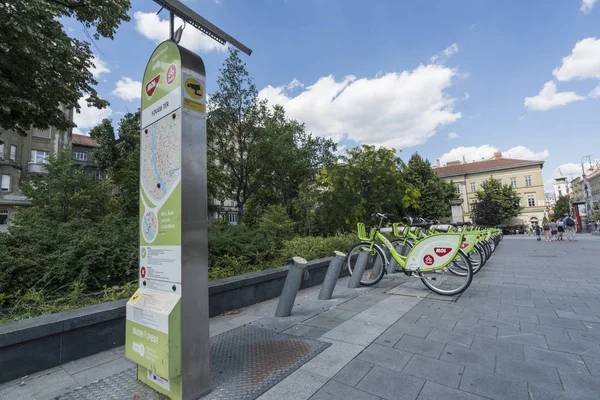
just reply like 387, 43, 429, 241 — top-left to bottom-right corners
125, 288, 182, 393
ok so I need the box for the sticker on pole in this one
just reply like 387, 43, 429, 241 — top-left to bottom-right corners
434, 247, 453, 257
184, 78, 203, 99
423, 255, 434, 266
145, 75, 160, 99
141, 266, 147, 278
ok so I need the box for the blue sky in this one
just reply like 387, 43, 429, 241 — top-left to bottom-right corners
65, 0, 600, 191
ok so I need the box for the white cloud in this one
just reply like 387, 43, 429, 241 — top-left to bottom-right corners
590, 84, 600, 98
581, 0, 597, 13
133, 11, 227, 53
73, 97, 113, 132
438, 145, 549, 166
503, 146, 550, 160
448, 132, 458, 139
553, 38, 600, 81
524, 81, 584, 111
89, 55, 110, 78
112, 77, 142, 101
431, 43, 460, 63
258, 64, 462, 149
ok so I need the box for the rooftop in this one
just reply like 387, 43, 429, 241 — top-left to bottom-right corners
434, 154, 543, 177
72, 134, 100, 148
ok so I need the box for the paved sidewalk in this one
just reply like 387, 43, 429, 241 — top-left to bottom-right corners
2, 234, 600, 399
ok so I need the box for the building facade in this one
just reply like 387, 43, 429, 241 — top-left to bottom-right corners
587, 167, 600, 213
0, 112, 102, 230
571, 176, 584, 202
1, 116, 72, 230
434, 152, 545, 227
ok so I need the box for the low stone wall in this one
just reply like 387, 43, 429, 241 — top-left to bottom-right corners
0, 256, 346, 384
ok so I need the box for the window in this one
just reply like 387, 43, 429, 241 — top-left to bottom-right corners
470, 182, 476, 192
0, 209, 7, 225
227, 214, 237, 224
30, 150, 49, 164
9, 145, 16, 161
525, 175, 532, 187
0, 142, 4, 159
455, 183, 461, 194
73, 151, 88, 162
527, 194, 535, 207
32, 128, 51, 138
510, 177, 517, 188
1, 175, 10, 192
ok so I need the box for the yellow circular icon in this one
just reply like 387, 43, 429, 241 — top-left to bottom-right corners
184, 78, 203, 100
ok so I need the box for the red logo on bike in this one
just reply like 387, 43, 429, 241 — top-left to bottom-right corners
166, 64, 176, 85
434, 247, 453, 257
461, 243, 469, 249
140, 266, 147, 278
145, 74, 160, 98
423, 255, 434, 266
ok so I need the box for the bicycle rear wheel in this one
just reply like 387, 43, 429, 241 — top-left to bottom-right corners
346, 242, 387, 286
467, 245, 484, 274
420, 250, 473, 295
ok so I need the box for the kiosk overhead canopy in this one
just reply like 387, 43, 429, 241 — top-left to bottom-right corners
154, 0, 252, 55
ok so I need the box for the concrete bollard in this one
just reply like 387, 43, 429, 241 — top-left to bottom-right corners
348, 248, 370, 288
275, 257, 308, 317
318, 251, 346, 300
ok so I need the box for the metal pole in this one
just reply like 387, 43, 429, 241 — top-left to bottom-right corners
318, 251, 346, 300
275, 257, 308, 317
582, 156, 597, 232
348, 249, 369, 289
169, 11, 175, 39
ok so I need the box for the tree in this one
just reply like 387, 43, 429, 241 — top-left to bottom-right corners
207, 49, 268, 224
470, 178, 522, 226
89, 113, 140, 218
314, 145, 419, 235
404, 153, 457, 220
553, 195, 570, 218
243, 105, 337, 230
0, 151, 137, 299
0, 1, 131, 136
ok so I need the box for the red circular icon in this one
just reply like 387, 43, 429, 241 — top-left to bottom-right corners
166, 64, 177, 85
423, 255, 434, 266
140, 266, 147, 278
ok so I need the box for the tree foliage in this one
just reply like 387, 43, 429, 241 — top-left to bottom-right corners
89, 113, 140, 218
553, 195, 570, 219
207, 49, 267, 223
470, 177, 522, 226
0, 0, 131, 135
0, 152, 137, 304
404, 153, 456, 220
314, 145, 419, 235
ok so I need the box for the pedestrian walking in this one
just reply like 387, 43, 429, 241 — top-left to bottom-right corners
535, 225, 541, 241
557, 219, 564, 241
563, 214, 577, 242
543, 221, 551, 241
550, 220, 558, 240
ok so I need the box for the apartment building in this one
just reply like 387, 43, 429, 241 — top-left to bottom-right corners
434, 152, 545, 227
0, 111, 101, 230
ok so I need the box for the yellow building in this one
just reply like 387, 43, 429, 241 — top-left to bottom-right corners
434, 152, 546, 227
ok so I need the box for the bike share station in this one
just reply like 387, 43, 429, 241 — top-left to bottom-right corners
119, 1, 327, 399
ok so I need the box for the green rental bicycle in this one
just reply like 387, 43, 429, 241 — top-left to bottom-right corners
346, 213, 473, 295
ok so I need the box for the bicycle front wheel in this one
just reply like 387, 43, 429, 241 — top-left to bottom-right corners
346, 242, 387, 286
420, 249, 473, 296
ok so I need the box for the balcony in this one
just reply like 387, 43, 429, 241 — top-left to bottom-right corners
28, 163, 49, 174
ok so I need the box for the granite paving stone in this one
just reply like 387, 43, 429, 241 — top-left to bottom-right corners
416, 381, 488, 400
459, 367, 529, 400
393, 334, 446, 359
310, 380, 379, 400
402, 354, 464, 388
356, 366, 425, 400
494, 355, 563, 389
440, 345, 496, 371
356, 343, 413, 372
332, 359, 374, 387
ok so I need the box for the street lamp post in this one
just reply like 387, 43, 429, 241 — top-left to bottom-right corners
582, 156, 596, 232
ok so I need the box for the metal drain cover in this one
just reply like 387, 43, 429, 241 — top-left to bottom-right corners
56, 325, 331, 400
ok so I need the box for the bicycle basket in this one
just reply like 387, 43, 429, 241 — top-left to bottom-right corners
357, 223, 371, 241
